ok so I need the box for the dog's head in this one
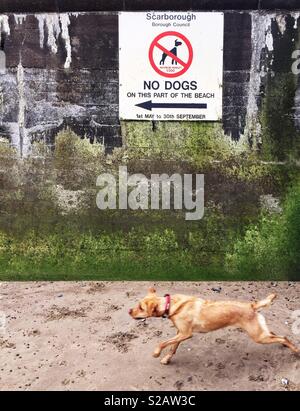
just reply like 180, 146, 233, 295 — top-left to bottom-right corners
129, 287, 161, 319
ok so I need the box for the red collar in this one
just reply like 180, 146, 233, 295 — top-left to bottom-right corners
163, 294, 171, 318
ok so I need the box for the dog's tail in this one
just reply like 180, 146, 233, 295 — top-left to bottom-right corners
252, 293, 277, 311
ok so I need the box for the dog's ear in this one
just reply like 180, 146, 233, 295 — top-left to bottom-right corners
148, 287, 156, 294
146, 300, 158, 316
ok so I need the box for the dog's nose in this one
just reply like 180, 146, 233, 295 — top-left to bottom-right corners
128, 309, 133, 315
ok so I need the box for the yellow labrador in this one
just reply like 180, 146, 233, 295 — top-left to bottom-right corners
129, 288, 299, 365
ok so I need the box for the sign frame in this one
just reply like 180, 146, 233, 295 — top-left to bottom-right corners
119, 11, 224, 122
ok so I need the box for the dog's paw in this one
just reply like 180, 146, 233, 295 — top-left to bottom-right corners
152, 349, 161, 358
160, 357, 171, 365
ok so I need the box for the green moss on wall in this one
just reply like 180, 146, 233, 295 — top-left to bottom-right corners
121, 120, 249, 167
1, 111, 299, 280
261, 73, 300, 160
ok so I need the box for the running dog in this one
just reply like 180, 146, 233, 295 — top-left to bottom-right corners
129, 287, 299, 365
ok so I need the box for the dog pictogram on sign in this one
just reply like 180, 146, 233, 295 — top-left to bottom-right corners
149, 31, 193, 78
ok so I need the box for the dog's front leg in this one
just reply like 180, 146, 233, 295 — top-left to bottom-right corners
153, 332, 192, 360
160, 342, 180, 365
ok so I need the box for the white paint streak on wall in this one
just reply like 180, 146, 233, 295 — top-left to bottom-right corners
0, 15, 10, 44
245, 12, 275, 143
44, 14, 60, 53
265, 25, 274, 53
276, 15, 286, 35
60, 14, 72, 69
7, 123, 20, 151
17, 61, 29, 157
37, 15, 45, 48
14, 15, 27, 25
293, 12, 300, 29
17, 62, 25, 132
36, 14, 73, 69
292, 12, 300, 129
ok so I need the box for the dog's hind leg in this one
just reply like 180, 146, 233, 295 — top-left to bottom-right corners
243, 313, 299, 353
256, 334, 299, 353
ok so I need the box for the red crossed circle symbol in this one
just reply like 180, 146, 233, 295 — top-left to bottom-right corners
149, 31, 193, 78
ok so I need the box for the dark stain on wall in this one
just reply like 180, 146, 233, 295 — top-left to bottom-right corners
1, 1, 300, 13
3, 0, 298, 13
223, 12, 252, 139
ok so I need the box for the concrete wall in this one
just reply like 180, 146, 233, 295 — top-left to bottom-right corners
0, 2, 300, 155
1, 1, 300, 13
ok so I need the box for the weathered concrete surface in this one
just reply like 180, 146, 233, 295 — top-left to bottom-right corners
0, 1, 260, 13
2, 1, 300, 13
0, 13, 121, 153
0, 9, 300, 154
261, 1, 300, 10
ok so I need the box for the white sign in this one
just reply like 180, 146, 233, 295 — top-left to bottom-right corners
119, 12, 224, 121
